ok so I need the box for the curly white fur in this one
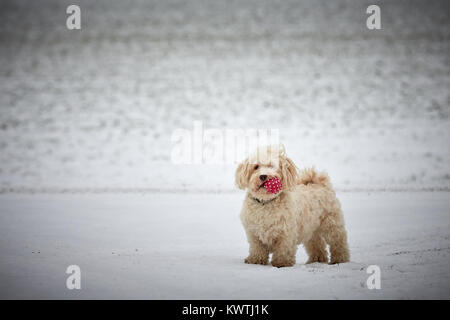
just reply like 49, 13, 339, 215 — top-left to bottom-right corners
235, 145, 350, 267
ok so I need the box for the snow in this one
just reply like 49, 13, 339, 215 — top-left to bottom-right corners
0, 0, 449, 299
0, 191, 449, 299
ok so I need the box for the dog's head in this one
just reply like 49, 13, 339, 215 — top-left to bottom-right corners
235, 145, 299, 201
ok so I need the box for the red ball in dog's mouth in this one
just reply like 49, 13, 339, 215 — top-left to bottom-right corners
264, 178, 282, 194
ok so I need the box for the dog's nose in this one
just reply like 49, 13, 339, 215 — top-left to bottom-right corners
259, 175, 267, 181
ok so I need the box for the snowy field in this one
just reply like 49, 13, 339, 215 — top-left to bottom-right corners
0, 192, 449, 299
0, 0, 449, 191
0, 0, 449, 299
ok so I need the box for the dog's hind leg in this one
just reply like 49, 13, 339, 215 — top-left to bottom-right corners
305, 232, 328, 264
321, 214, 350, 264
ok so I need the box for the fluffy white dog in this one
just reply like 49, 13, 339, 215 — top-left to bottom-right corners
235, 145, 350, 267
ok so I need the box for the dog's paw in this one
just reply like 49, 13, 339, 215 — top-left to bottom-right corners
271, 259, 295, 268
329, 253, 350, 265
306, 255, 328, 264
245, 256, 268, 265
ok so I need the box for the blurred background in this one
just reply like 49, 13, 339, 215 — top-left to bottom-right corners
0, 0, 449, 192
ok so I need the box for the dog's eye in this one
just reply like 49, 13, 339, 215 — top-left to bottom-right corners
254, 165, 259, 170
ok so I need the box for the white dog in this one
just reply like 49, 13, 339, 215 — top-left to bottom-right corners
235, 145, 350, 267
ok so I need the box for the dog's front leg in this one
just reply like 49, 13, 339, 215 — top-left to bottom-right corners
271, 235, 297, 268
245, 232, 269, 265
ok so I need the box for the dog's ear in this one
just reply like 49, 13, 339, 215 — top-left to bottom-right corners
280, 154, 299, 191
235, 158, 250, 190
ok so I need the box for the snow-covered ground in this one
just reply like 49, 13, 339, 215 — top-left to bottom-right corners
0, 191, 449, 299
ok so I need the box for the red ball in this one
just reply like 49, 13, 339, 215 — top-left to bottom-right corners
264, 178, 282, 194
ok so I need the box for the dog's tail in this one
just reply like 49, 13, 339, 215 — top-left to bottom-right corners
297, 167, 332, 189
